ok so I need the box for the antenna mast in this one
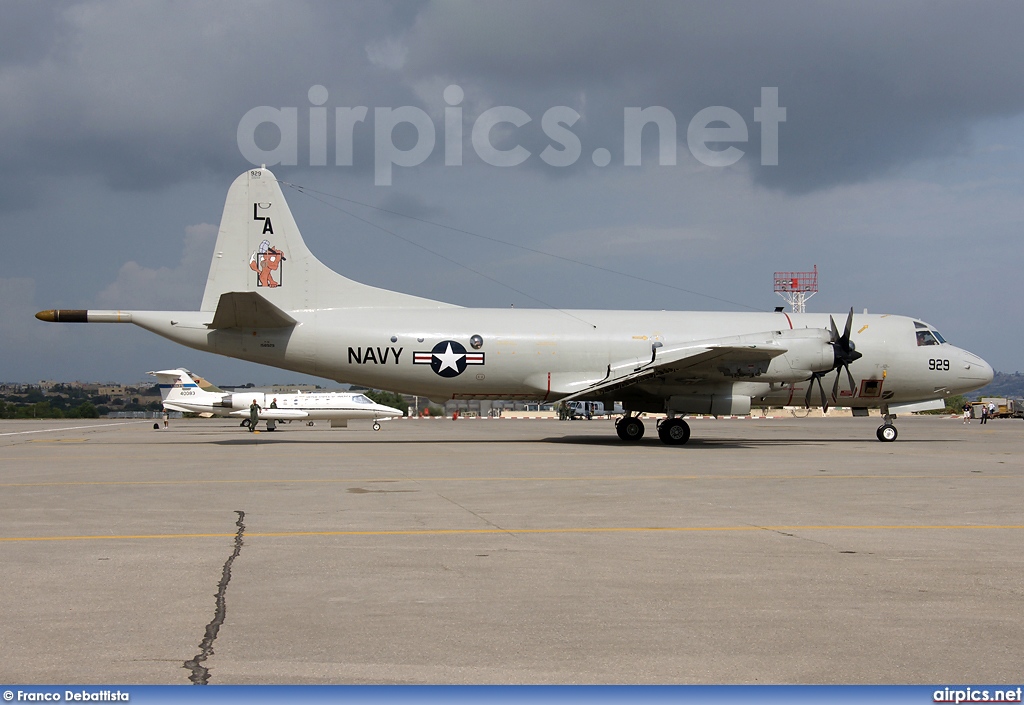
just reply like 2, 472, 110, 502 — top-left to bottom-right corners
774, 265, 818, 313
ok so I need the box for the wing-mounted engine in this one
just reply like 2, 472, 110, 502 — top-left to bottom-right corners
557, 325, 839, 404
761, 327, 839, 382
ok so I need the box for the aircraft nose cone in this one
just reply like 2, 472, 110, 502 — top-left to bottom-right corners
962, 351, 994, 385
978, 357, 994, 385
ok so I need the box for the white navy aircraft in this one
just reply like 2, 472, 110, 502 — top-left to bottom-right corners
151, 368, 402, 431
38, 167, 993, 444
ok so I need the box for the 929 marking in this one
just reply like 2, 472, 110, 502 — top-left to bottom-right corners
928, 358, 950, 371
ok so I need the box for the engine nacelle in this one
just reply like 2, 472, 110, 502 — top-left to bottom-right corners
762, 328, 836, 382
219, 392, 266, 410
701, 327, 835, 384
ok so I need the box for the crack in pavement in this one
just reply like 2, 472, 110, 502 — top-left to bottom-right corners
183, 510, 245, 685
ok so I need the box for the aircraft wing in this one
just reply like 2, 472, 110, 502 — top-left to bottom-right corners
228, 409, 310, 420
207, 291, 297, 329
559, 343, 789, 402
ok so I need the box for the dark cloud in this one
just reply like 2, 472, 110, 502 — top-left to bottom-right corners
3, 2, 1022, 195
0, 2, 419, 197
2, 1, 1022, 381
0, 1, 72, 66
402, 0, 1024, 192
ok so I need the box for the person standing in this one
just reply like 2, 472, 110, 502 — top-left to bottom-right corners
980, 404, 988, 425
249, 399, 261, 432
962, 402, 971, 424
162, 410, 169, 429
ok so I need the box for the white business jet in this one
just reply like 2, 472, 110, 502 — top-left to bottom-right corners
151, 368, 402, 431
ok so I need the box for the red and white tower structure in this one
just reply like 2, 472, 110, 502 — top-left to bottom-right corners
773, 265, 818, 313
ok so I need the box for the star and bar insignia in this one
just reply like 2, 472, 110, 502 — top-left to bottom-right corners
413, 340, 485, 378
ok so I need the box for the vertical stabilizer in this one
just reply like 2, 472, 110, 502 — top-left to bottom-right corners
150, 369, 222, 404
201, 168, 452, 312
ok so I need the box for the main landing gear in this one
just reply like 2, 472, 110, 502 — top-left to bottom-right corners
615, 415, 645, 442
615, 415, 692, 445
657, 417, 691, 445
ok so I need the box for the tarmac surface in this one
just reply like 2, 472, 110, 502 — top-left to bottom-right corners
1, 415, 1021, 685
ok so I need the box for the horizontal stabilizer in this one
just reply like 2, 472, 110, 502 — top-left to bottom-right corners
207, 291, 297, 329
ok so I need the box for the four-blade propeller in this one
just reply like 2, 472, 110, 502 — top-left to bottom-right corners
804, 308, 864, 412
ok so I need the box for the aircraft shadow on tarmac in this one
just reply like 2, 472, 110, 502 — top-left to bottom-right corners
195, 434, 941, 448
545, 435, 938, 448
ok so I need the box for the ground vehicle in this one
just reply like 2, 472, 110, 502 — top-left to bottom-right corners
975, 397, 1024, 419
565, 401, 623, 419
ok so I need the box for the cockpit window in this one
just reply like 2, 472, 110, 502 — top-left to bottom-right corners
931, 330, 946, 344
352, 394, 372, 404
916, 330, 940, 346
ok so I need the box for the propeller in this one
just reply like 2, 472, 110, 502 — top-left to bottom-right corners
804, 370, 829, 412
805, 308, 863, 412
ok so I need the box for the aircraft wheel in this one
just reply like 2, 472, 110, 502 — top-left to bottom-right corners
372, 422, 381, 431
876, 423, 898, 442
240, 419, 250, 428
616, 417, 645, 442
658, 418, 691, 445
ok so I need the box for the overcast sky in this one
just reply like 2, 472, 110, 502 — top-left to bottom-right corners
2, 0, 1022, 385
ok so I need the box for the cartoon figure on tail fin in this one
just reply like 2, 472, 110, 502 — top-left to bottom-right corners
249, 239, 286, 287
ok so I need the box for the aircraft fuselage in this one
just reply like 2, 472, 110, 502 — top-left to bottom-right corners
129, 307, 990, 412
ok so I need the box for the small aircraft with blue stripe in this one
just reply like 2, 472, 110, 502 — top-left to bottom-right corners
151, 368, 402, 432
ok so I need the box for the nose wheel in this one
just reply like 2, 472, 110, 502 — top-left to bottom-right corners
876, 412, 898, 442
372, 422, 381, 431
876, 423, 897, 442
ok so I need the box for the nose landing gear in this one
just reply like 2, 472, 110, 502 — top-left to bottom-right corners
876, 411, 898, 442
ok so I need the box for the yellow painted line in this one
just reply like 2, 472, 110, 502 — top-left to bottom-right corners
2, 525, 1023, 543
0, 473, 1017, 488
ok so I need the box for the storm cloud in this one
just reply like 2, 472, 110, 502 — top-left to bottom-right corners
2, 1, 1022, 382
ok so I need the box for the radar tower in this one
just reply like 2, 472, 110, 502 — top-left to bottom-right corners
774, 265, 818, 313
